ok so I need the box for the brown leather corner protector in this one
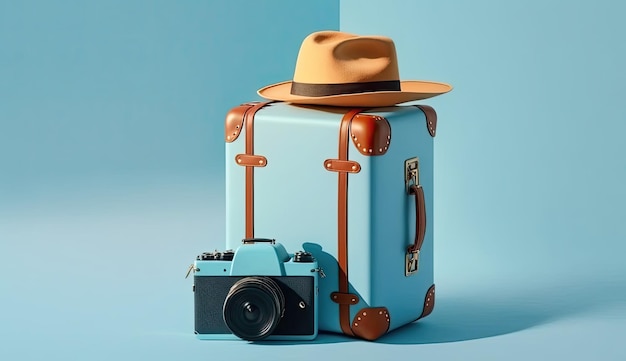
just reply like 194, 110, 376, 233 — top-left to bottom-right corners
235, 154, 267, 167
324, 159, 361, 173
350, 114, 391, 156
351, 307, 390, 341
418, 284, 436, 320
225, 104, 253, 143
330, 292, 359, 305
415, 105, 437, 137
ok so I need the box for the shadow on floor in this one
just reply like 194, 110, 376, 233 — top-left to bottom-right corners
256, 274, 625, 345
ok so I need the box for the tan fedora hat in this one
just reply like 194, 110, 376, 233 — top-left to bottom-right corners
258, 31, 452, 107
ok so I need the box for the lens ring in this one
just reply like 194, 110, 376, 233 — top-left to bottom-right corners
223, 277, 285, 340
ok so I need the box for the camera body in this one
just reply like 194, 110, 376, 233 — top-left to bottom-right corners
193, 239, 319, 341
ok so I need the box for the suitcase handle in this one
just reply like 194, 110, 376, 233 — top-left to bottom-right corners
406, 183, 426, 276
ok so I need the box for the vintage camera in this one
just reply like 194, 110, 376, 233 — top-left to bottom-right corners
191, 238, 319, 341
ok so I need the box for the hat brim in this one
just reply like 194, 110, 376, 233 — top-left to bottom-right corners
257, 80, 452, 107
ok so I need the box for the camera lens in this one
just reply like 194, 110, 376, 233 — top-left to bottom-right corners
223, 277, 285, 341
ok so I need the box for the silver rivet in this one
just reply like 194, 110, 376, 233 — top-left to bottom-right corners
362, 312, 367, 316
357, 317, 361, 321
354, 323, 358, 327
351, 166, 356, 171
379, 148, 383, 152
326, 163, 332, 168
357, 143, 361, 147
236, 125, 240, 129
368, 149, 373, 153
258, 160, 264, 165
362, 148, 367, 152
299, 301, 306, 309
227, 136, 231, 140
237, 158, 242, 163
379, 311, 383, 315
333, 295, 337, 299
387, 135, 390, 139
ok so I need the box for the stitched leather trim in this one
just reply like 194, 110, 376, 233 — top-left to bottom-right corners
351, 307, 390, 341
350, 114, 391, 156
417, 284, 435, 320
415, 105, 437, 137
225, 104, 254, 143
324, 159, 361, 173
330, 292, 360, 305
235, 154, 267, 167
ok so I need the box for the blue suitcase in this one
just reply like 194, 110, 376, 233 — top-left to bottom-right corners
224, 101, 437, 340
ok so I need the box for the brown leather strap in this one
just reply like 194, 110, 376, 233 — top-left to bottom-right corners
243, 101, 273, 239
334, 108, 364, 336
408, 184, 426, 253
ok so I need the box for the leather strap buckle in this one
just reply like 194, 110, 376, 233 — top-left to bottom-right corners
405, 249, 420, 276
405, 157, 419, 194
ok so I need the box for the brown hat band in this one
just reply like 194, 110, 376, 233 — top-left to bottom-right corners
290, 80, 401, 97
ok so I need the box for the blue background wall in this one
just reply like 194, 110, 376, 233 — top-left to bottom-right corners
341, 0, 626, 359
1, 0, 625, 360
343, 0, 626, 290
0, 1, 339, 360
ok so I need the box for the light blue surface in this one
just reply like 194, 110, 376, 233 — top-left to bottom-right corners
1, 0, 625, 360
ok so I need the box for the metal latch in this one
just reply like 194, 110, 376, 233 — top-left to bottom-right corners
405, 249, 420, 276
405, 157, 420, 194
311, 267, 326, 278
